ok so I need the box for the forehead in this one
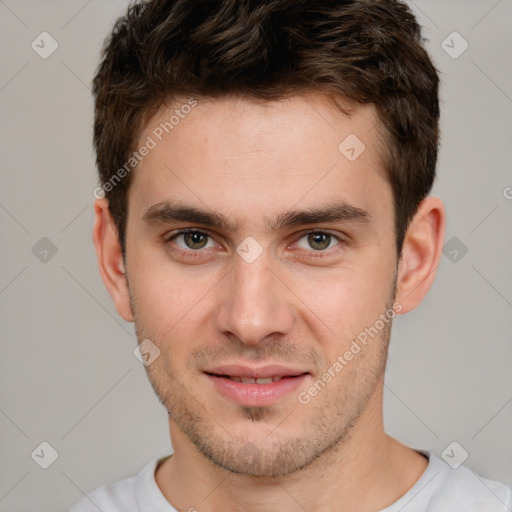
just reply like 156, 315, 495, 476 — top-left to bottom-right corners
128, 93, 392, 230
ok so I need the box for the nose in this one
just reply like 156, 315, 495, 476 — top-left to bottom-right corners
214, 249, 295, 347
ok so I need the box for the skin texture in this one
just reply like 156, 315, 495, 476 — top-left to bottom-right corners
93, 93, 445, 511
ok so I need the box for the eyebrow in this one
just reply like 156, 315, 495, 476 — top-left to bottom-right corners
142, 200, 373, 232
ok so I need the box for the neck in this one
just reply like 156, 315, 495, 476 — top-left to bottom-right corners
156, 381, 428, 512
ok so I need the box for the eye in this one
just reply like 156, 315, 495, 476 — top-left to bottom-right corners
295, 231, 342, 252
166, 230, 217, 251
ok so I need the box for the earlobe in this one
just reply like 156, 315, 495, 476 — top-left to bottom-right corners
395, 196, 446, 314
92, 198, 134, 322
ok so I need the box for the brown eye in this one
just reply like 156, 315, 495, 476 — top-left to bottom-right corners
294, 231, 343, 255
167, 230, 215, 251
307, 232, 332, 251
182, 231, 209, 249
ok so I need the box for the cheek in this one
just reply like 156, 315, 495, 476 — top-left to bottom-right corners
129, 263, 220, 341
289, 265, 385, 339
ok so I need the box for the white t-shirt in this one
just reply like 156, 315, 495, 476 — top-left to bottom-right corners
70, 450, 512, 511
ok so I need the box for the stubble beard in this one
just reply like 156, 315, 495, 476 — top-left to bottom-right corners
129, 278, 396, 477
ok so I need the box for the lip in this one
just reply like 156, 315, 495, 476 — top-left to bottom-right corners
204, 364, 310, 407
205, 364, 308, 379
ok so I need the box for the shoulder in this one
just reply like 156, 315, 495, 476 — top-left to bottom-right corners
384, 451, 512, 512
69, 457, 165, 512
69, 474, 138, 512
427, 453, 512, 511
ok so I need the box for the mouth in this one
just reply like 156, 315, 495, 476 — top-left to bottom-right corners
203, 365, 310, 406
212, 375, 294, 384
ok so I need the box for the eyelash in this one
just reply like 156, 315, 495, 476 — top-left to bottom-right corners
163, 228, 346, 259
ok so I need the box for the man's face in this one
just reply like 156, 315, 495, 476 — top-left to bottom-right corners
124, 94, 398, 477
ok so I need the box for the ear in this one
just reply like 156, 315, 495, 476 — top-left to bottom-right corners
395, 196, 446, 314
92, 198, 134, 322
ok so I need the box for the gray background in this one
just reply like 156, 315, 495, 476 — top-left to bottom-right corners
0, 0, 511, 510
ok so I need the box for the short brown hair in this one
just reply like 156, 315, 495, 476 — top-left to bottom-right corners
92, 0, 440, 259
